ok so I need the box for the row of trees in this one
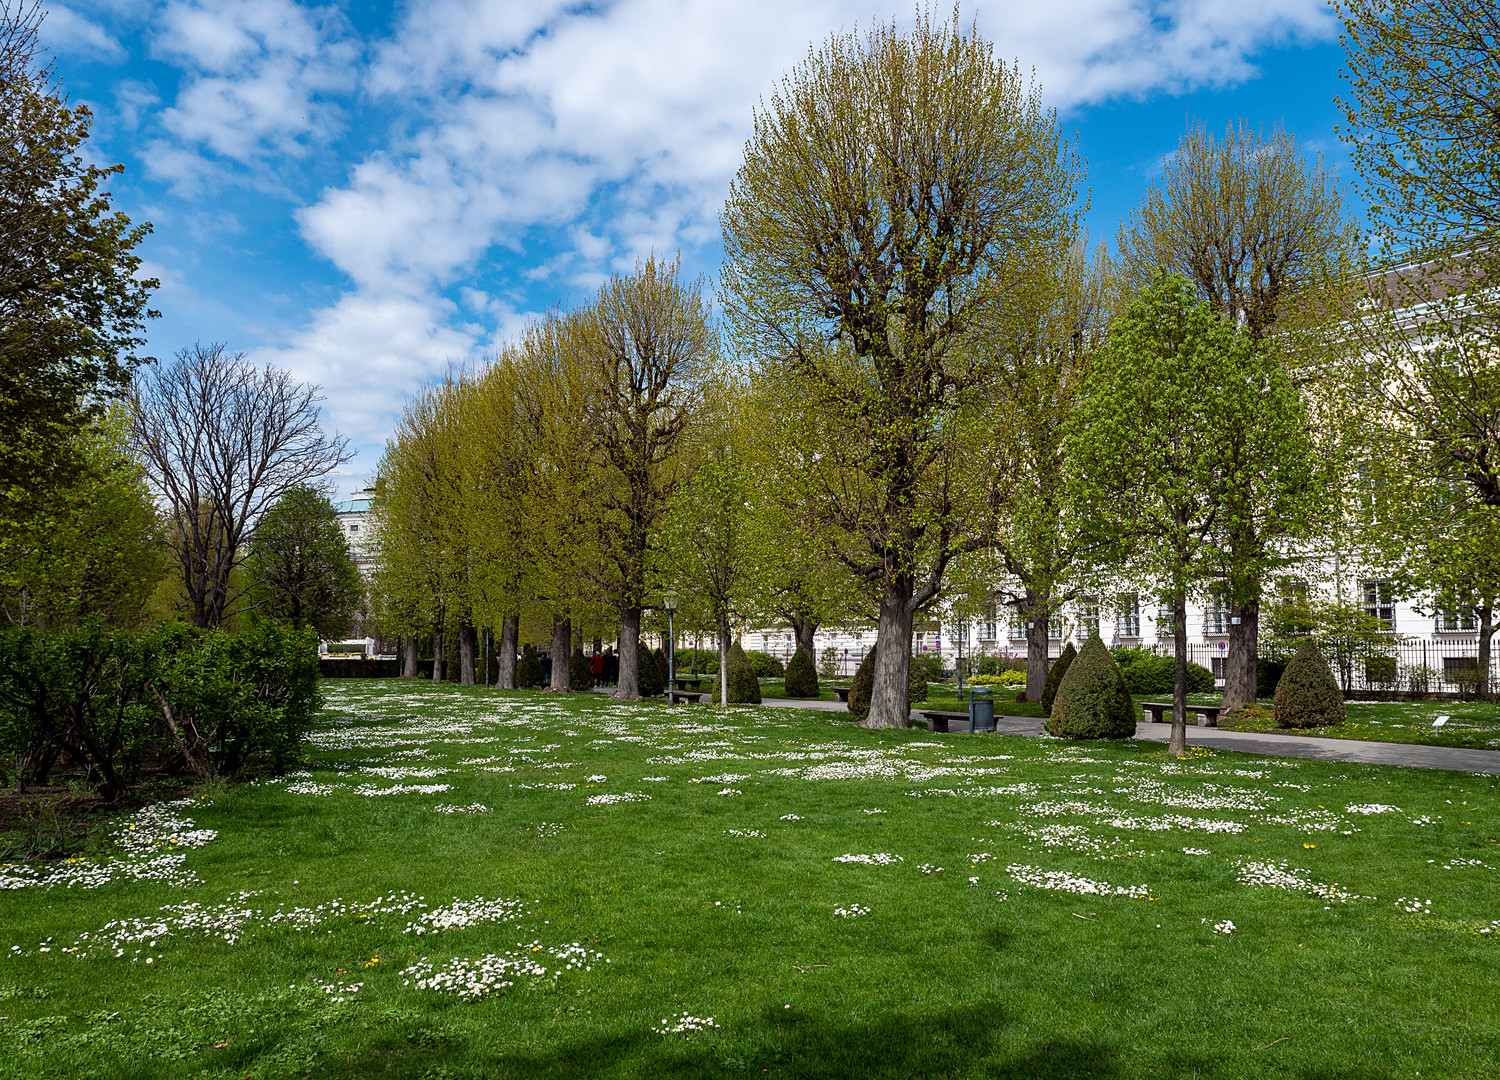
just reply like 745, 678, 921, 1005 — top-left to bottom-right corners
370, 4, 1500, 747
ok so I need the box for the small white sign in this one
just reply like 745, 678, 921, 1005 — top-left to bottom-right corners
1433, 715, 1449, 727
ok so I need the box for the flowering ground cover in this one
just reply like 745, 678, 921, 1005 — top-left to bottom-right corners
1217, 697, 1500, 750
1, 682, 1498, 1078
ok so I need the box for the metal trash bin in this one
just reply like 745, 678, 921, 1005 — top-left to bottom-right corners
968, 687, 995, 733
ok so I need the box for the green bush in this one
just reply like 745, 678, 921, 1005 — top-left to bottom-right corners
783, 646, 819, 697
910, 652, 943, 684
1255, 658, 1287, 700
1274, 640, 1345, 728
847, 647, 876, 719
1113, 647, 1216, 695
674, 647, 717, 675
712, 641, 761, 704
569, 647, 594, 691
968, 670, 1026, 686
818, 646, 840, 680
515, 645, 543, 688
744, 649, 784, 679
1040, 643, 1076, 714
638, 647, 667, 698
973, 654, 1027, 676
1046, 633, 1135, 739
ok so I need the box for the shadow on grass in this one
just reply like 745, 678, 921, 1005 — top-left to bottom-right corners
364, 1002, 1125, 1080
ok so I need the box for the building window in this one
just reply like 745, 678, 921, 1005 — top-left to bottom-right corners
1156, 598, 1175, 637
1436, 608, 1477, 633
1204, 594, 1231, 637
982, 604, 997, 642
1116, 594, 1140, 638
1210, 656, 1227, 680
1363, 580, 1395, 629
1009, 616, 1027, 641
915, 631, 928, 652
349, 524, 360, 533
1078, 597, 1099, 638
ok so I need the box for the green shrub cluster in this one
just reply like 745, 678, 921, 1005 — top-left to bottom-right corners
1112, 647, 1216, 695
1274, 640, 1345, 728
712, 641, 761, 704
1040, 643, 1076, 714
1256, 658, 1287, 699
783, 647, 819, 697
847, 647, 876, 718
967, 670, 1026, 687
637, 647, 667, 698
569, 647, 594, 691
1046, 633, 1135, 740
515, 645, 543, 688
674, 647, 717, 675
972, 654, 1027, 676
744, 650, 784, 679
0, 620, 320, 799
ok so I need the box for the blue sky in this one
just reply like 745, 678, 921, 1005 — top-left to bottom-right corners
46, 1, 1361, 494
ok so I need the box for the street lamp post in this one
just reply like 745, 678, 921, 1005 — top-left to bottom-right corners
663, 590, 679, 701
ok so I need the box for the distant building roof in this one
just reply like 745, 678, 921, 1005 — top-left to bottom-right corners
334, 488, 377, 515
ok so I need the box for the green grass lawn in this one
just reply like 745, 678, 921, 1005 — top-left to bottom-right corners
1216, 698, 1500, 751
3, 681, 1499, 1079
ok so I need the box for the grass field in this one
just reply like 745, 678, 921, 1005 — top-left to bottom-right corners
3, 681, 1499, 1079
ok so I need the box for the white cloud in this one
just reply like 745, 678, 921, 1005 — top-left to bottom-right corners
42, 5, 127, 60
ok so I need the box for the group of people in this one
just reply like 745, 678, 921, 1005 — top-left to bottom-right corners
529, 646, 620, 687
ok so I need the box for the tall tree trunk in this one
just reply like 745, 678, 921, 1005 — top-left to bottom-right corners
458, 620, 477, 686
791, 614, 818, 664
550, 615, 572, 693
432, 625, 445, 683
497, 615, 518, 689
614, 605, 641, 700
719, 614, 730, 708
1479, 606, 1494, 702
1222, 596, 1259, 711
402, 634, 419, 678
864, 587, 913, 728
1023, 591, 1051, 702
1171, 586, 1188, 757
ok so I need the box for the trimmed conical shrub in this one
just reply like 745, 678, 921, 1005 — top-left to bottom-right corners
515, 644, 543, 688
1046, 633, 1135, 739
712, 640, 762, 704
783, 646, 819, 697
847, 647, 876, 719
637, 646, 666, 697
570, 646, 593, 691
1274, 640, 1345, 728
1041, 642, 1077, 714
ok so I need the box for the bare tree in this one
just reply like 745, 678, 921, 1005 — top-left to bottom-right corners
130, 343, 351, 628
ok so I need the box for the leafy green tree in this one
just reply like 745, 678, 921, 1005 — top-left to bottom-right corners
1116, 122, 1355, 711
244, 486, 363, 639
723, 11, 1078, 727
1067, 274, 1253, 755
0, 4, 157, 507
0, 408, 163, 632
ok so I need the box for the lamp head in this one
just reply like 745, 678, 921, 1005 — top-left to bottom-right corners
663, 590, 679, 612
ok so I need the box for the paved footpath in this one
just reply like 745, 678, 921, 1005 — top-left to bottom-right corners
757, 697, 1500, 775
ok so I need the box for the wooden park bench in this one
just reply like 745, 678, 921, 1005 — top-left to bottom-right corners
672, 677, 704, 692
918, 709, 978, 734
1139, 702, 1222, 727
833, 687, 852, 703
665, 689, 705, 705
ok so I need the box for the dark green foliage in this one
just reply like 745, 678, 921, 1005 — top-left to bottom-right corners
1046, 633, 1135, 739
783, 646, 819, 697
910, 652, 943, 684
0, 620, 153, 800
744, 649, 785, 678
675, 647, 717, 675
1113, 647, 1216, 695
637, 647, 667, 698
1041, 642, 1076, 714
570, 647, 594, 691
244, 486, 364, 639
973, 654, 1026, 676
847, 647, 876, 718
1256, 658, 1287, 700
515, 645, 543, 688
712, 641, 762, 704
151, 622, 321, 778
1274, 640, 1346, 728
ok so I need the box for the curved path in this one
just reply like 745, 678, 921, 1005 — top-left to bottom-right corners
756, 697, 1500, 775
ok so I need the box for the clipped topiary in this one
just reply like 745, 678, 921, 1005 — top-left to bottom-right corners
847, 647, 876, 719
1046, 633, 1135, 739
783, 646, 819, 697
515, 644, 543, 688
569, 647, 593, 691
637, 646, 666, 698
1040, 642, 1077, 714
1273, 640, 1345, 728
713, 640, 762, 704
